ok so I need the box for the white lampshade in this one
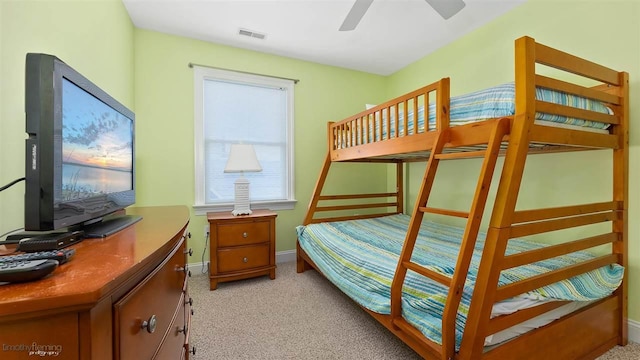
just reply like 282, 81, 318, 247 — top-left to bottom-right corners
224, 144, 262, 216
224, 144, 262, 173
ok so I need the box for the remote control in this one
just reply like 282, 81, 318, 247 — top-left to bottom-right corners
0, 259, 59, 283
0, 249, 75, 265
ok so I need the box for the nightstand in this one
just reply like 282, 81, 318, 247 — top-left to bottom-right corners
207, 209, 277, 290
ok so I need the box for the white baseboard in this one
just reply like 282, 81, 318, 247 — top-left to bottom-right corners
275, 249, 296, 263
188, 249, 296, 275
628, 318, 640, 343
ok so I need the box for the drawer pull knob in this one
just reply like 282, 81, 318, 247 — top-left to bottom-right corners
243, 257, 248, 263
186, 297, 194, 306
184, 248, 193, 256
178, 325, 188, 334
242, 232, 248, 238
190, 346, 196, 355
141, 315, 157, 334
176, 265, 189, 274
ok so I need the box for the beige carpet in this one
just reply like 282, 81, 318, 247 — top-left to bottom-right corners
189, 261, 639, 359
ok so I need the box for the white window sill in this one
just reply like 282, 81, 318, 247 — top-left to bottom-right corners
193, 199, 297, 216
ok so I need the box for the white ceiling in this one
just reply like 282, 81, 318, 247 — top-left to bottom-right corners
123, 0, 526, 76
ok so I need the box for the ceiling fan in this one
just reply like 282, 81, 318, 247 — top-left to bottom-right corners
339, 0, 466, 31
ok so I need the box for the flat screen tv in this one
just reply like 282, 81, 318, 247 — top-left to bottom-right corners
24, 53, 140, 238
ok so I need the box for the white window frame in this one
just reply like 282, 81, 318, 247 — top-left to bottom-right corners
192, 66, 296, 215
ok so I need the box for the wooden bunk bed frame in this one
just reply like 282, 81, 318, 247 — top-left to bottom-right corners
296, 36, 629, 360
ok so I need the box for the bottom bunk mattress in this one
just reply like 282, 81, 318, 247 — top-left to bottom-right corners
296, 214, 624, 349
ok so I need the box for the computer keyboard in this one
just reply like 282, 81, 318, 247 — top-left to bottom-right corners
0, 259, 59, 283
0, 248, 76, 265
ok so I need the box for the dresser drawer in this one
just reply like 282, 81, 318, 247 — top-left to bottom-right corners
153, 294, 187, 360
217, 244, 269, 272
217, 221, 270, 247
114, 241, 186, 360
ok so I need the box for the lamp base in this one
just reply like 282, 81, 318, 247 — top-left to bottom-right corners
232, 176, 252, 216
231, 208, 253, 216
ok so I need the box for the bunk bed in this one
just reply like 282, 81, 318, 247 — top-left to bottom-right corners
296, 36, 629, 360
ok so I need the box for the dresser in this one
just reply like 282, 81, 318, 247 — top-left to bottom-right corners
207, 210, 277, 290
0, 206, 194, 360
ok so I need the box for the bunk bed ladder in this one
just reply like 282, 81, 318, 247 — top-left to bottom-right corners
390, 118, 510, 360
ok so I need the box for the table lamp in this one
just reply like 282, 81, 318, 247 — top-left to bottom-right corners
224, 144, 262, 215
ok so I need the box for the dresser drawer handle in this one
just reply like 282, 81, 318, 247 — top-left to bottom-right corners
184, 248, 193, 256
243, 257, 248, 263
141, 315, 157, 334
242, 232, 248, 238
176, 265, 190, 277
186, 297, 194, 306
178, 325, 188, 334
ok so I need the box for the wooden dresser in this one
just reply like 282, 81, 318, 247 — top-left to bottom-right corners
207, 210, 277, 290
0, 206, 194, 360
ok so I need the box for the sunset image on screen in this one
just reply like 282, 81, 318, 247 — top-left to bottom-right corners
61, 79, 133, 198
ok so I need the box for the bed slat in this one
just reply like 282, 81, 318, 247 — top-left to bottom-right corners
315, 202, 397, 212
535, 100, 619, 124
435, 149, 487, 160
535, 75, 621, 105
318, 192, 397, 200
512, 201, 619, 223
403, 261, 452, 287
534, 41, 620, 85
510, 211, 619, 238
307, 212, 398, 224
494, 254, 618, 302
501, 232, 618, 270
420, 206, 469, 218
528, 124, 619, 149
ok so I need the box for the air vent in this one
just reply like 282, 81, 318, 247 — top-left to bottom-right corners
238, 28, 266, 40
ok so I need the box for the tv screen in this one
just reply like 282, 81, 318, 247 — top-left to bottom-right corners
61, 78, 133, 203
25, 53, 138, 236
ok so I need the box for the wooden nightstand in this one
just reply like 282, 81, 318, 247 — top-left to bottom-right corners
207, 209, 277, 290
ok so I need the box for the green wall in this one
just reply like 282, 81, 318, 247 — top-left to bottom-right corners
0, 0, 134, 235
386, 0, 640, 321
132, 29, 388, 259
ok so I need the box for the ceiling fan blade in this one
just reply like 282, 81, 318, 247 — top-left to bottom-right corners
339, 0, 374, 31
424, 0, 466, 19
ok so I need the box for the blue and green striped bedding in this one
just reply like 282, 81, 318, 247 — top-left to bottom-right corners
362, 83, 612, 141
296, 214, 624, 349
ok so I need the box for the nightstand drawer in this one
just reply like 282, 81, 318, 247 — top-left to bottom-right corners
217, 221, 270, 247
217, 244, 269, 272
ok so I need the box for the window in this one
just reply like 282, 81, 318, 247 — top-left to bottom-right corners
193, 66, 296, 215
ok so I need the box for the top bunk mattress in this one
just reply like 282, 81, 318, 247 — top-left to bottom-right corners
435, 82, 612, 130
296, 214, 624, 349
357, 83, 613, 143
